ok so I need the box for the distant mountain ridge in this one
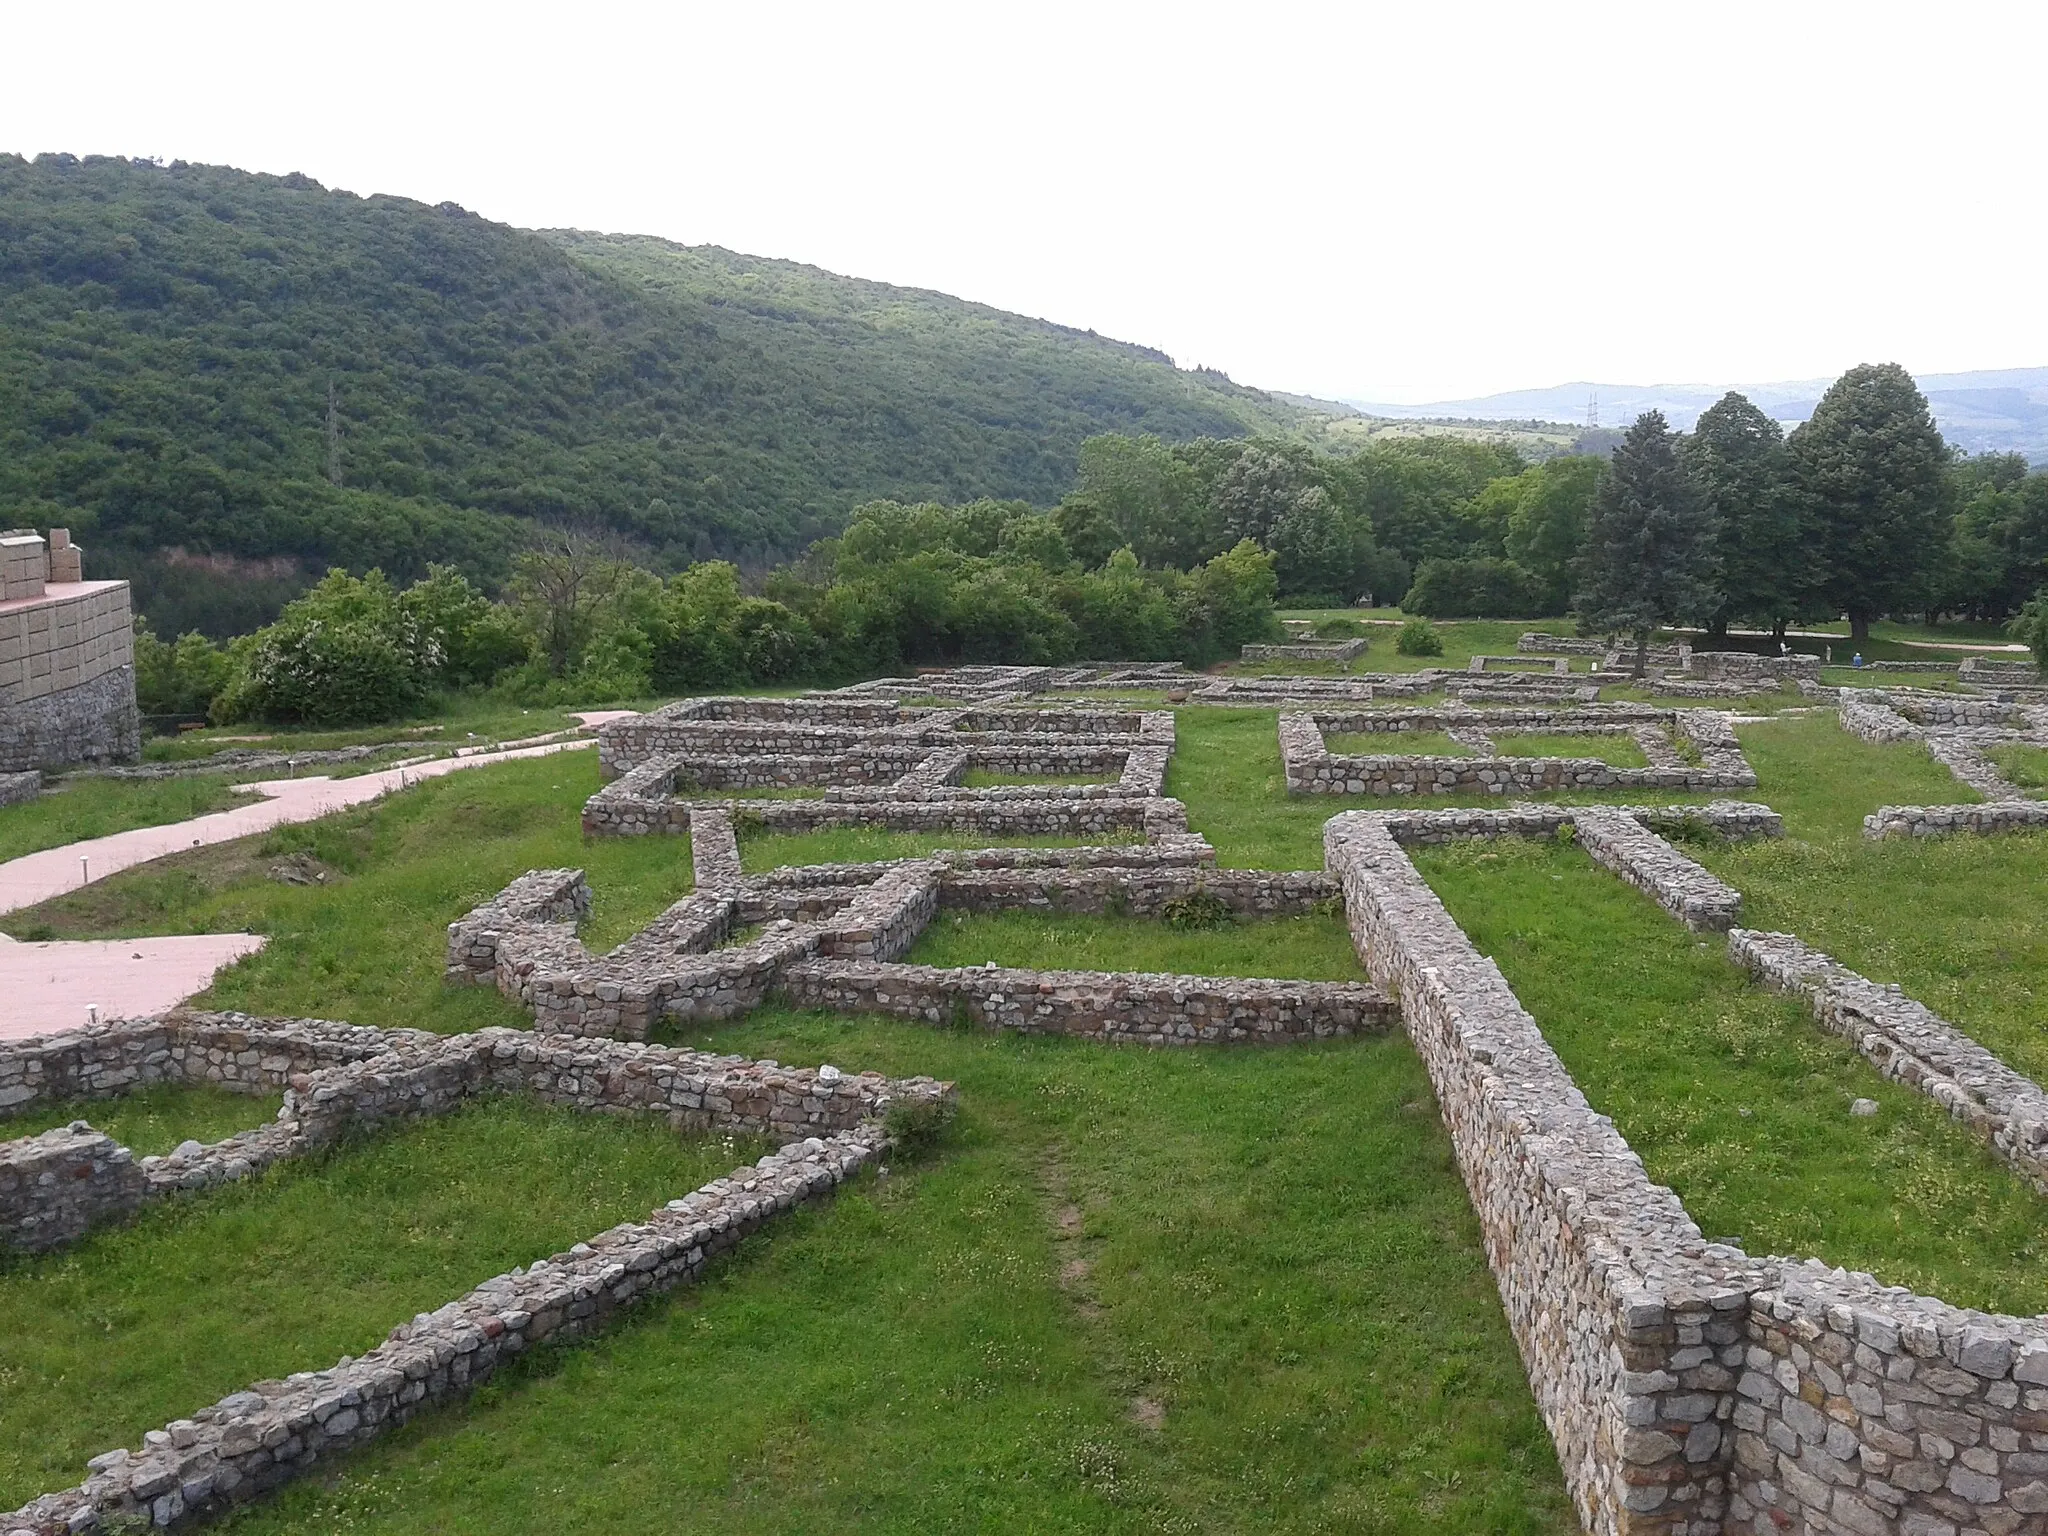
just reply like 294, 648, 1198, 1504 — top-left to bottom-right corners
1350, 369, 2048, 462
0, 153, 1345, 633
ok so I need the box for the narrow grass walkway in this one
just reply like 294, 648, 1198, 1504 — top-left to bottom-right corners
2, 1082, 280, 1156
0, 775, 246, 864
1416, 835, 2048, 1315
219, 1016, 1573, 1536
0, 1096, 758, 1509
1695, 714, 2048, 1086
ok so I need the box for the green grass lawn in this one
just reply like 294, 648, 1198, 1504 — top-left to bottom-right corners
960, 769, 1114, 787
2, 1082, 281, 1156
12, 695, 2048, 1530
219, 1017, 1572, 1535
1414, 836, 2048, 1315
0, 774, 250, 864
0, 1097, 763, 1510
141, 701, 614, 761
1987, 744, 2048, 795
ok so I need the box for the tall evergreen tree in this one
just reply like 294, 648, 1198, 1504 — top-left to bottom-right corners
1573, 411, 1719, 676
1684, 392, 1803, 638
1788, 363, 1950, 641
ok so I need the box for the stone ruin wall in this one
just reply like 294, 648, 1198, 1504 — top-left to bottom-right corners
1330, 803, 2048, 1534
1280, 706, 1757, 797
1, 1014, 951, 1535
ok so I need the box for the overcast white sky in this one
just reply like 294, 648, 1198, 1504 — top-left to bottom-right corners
5, 0, 2042, 404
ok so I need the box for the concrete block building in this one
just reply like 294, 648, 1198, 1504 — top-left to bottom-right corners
0, 529, 140, 773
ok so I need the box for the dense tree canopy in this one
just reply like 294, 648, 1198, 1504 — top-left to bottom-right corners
0, 154, 1320, 634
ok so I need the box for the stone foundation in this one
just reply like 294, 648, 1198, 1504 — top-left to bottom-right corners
0, 664, 140, 772
1, 1124, 146, 1253
1281, 706, 1757, 797
0, 769, 39, 808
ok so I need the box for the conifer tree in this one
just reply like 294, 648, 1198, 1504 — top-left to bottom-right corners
1573, 411, 1719, 676
1788, 363, 1950, 641
1684, 392, 1803, 638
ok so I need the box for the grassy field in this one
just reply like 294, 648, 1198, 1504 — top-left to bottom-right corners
0, 1098, 761, 1511
9, 694, 2048, 1530
0, 774, 249, 864
2, 1082, 280, 1156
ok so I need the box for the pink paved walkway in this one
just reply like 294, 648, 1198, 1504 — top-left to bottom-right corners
0, 736, 600, 918
0, 934, 269, 1038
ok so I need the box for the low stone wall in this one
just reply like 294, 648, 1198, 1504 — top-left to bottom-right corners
1280, 707, 1755, 797
1730, 929, 2048, 1191
1896, 695, 2019, 728
939, 865, 1336, 917
1240, 638, 1368, 662
1863, 801, 2048, 839
782, 960, 1392, 1045
1682, 651, 1821, 683
3, 1129, 896, 1534
1571, 806, 1745, 931
1520, 632, 1611, 656
1471, 654, 1570, 674
1325, 811, 1762, 1535
1370, 800, 1785, 846
1, 1124, 146, 1253
0, 768, 39, 807
0, 664, 140, 773
1924, 736, 2026, 799
0, 1013, 433, 1113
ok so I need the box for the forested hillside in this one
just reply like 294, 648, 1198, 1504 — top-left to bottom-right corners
0, 154, 1322, 631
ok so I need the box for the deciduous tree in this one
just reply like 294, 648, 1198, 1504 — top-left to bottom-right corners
1789, 364, 1950, 641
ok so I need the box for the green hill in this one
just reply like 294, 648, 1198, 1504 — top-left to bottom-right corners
0, 153, 1329, 632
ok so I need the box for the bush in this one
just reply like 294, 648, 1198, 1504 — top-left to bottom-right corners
134, 623, 233, 719
1161, 888, 1234, 930
1400, 556, 1545, 619
1312, 617, 1363, 639
213, 570, 432, 725
1394, 618, 1444, 657
2009, 590, 2048, 672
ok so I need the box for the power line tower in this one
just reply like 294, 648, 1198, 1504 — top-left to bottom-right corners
1586, 391, 1599, 431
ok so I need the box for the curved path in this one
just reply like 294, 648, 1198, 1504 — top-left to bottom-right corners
0, 712, 636, 1036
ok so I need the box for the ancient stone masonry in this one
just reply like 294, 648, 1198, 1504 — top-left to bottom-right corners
782, 962, 1392, 1045
451, 831, 1386, 1047
0, 768, 38, 807
1570, 807, 1746, 932
1336, 793, 2048, 1534
1322, 806, 2048, 1535
1838, 687, 2048, 818
1864, 800, 2048, 839
0, 528, 139, 773
584, 698, 1182, 840
1326, 810, 1768, 1535
1731, 930, 2048, 1192
0, 1012, 949, 1254
1, 1012, 951, 1533
1280, 706, 1757, 797
1, 1125, 146, 1253
1240, 638, 1369, 662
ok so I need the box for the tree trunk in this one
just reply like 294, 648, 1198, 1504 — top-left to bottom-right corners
1707, 613, 1729, 643
1771, 618, 1788, 643
1632, 628, 1650, 679
1849, 612, 1871, 643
